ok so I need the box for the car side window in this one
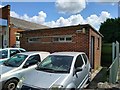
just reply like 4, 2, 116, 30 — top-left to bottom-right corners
10, 50, 20, 57
24, 54, 41, 67
82, 54, 88, 64
75, 55, 84, 69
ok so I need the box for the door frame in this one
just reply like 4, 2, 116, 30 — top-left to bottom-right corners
90, 36, 95, 69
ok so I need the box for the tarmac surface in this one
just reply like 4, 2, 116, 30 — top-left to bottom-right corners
85, 55, 120, 89
85, 67, 120, 89
86, 67, 108, 89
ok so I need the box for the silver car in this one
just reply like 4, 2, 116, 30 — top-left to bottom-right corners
0, 48, 26, 63
19, 52, 91, 89
0, 51, 50, 90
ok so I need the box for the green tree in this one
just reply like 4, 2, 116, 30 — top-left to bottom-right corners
99, 18, 120, 43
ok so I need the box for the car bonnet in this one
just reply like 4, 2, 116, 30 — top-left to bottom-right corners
23, 70, 68, 88
0, 64, 14, 75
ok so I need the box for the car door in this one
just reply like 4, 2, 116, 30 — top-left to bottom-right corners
13, 54, 41, 79
81, 54, 89, 78
73, 54, 86, 88
22, 54, 41, 72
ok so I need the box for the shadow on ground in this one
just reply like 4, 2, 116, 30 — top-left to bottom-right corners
86, 67, 108, 89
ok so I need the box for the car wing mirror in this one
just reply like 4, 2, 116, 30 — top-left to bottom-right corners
23, 63, 29, 68
75, 67, 83, 73
73, 67, 83, 77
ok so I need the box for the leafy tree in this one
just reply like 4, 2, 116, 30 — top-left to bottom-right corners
99, 18, 120, 43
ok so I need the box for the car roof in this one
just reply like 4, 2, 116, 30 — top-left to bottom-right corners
51, 52, 85, 56
18, 51, 50, 55
0, 48, 25, 50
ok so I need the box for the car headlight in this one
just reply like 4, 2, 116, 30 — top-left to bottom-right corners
51, 85, 63, 90
17, 77, 25, 89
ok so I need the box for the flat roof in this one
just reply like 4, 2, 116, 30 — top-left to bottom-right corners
51, 52, 85, 57
19, 24, 103, 37
18, 51, 50, 55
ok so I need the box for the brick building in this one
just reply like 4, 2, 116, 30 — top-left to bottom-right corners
20, 24, 103, 70
9, 17, 48, 47
0, 5, 10, 48
0, 5, 48, 48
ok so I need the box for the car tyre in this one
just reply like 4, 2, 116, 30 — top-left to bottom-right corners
3, 79, 18, 90
70, 88, 76, 90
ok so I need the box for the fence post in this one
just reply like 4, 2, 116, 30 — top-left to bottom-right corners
109, 41, 119, 84
112, 42, 115, 62
116, 41, 119, 66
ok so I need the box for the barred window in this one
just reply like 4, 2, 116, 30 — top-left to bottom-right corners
28, 37, 41, 43
53, 36, 72, 42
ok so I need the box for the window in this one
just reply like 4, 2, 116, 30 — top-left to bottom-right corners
66, 37, 72, 41
53, 36, 72, 42
16, 36, 20, 41
0, 50, 8, 59
60, 37, 64, 41
53, 37, 59, 42
98, 38, 100, 50
4, 54, 28, 67
37, 55, 73, 73
10, 50, 20, 57
75, 55, 84, 68
15, 33, 20, 41
28, 37, 41, 43
24, 54, 41, 67
82, 54, 88, 64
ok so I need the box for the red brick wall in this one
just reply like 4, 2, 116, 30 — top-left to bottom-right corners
9, 28, 16, 47
89, 28, 102, 70
20, 26, 89, 56
10, 28, 23, 47
20, 25, 102, 70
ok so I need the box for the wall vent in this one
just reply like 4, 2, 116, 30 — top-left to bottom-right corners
76, 28, 85, 33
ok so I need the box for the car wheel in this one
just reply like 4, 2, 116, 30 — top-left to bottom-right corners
70, 88, 76, 90
3, 79, 18, 90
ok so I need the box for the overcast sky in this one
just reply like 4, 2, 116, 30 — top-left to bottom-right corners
1, 0, 119, 30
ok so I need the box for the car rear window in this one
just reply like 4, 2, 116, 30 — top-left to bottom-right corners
0, 50, 8, 59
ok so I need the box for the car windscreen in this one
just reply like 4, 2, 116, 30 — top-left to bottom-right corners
36, 55, 73, 73
0, 49, 8, 59
3, 54, 28, 67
